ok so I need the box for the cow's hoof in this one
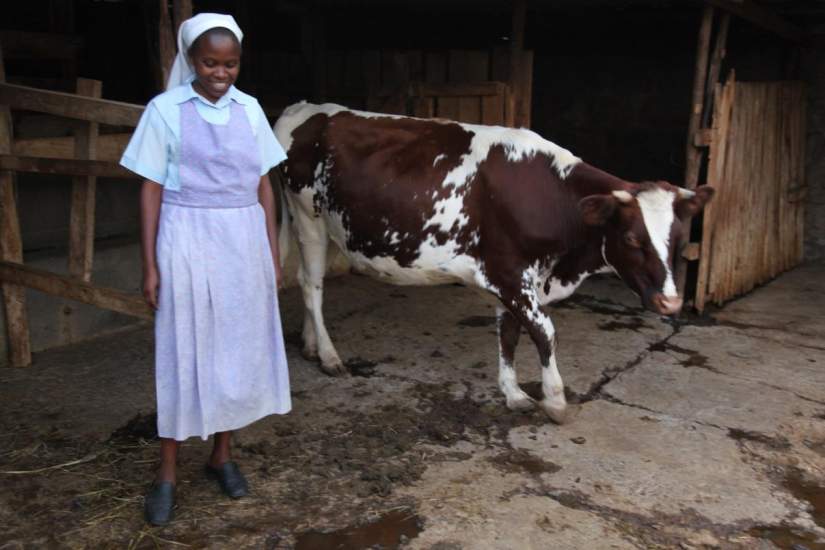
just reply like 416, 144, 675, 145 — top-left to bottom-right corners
301, 346, 320, 361
320, 361, 348, 377
506, 395, 536, 411
540, 400, 568, 424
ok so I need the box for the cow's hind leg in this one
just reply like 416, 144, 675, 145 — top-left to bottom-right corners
497, 307, 535, 411
292, 211, 346, 376
501, 290, 567, 423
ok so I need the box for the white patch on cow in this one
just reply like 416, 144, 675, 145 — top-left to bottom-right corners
274, 102, 346, 152
433, 154, 447, 167
538, 273, 589, 305
636, 187, 678, 297
540, 354, 566, 421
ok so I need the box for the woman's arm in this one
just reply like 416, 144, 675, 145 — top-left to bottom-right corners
258, 174, 283, 288
140, 180, 163, 309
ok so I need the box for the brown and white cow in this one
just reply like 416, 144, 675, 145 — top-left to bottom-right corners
273, 102, 713, 423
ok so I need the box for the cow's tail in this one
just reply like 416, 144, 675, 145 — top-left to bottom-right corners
273, 166, 291, 269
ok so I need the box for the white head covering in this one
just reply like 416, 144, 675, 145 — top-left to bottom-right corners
166, 13, 244, 91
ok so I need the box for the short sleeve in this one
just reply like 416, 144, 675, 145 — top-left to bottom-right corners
120, 103, 170, 185
255, 103, 288, 175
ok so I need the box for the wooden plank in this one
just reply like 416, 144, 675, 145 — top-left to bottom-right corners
380, 81, 505, 98
173, 0, 193, 36
0, 155, 136, 179
517, 50, 533, 128
424, 51, 448, 84
684, 5, 714, 192
12, 133, 131, 162
678, 5, 714, 302
509, 0, 527, 128
158, 0, 176, 91
701, 13, 730, 129
0, 83, 144, 127
705, 0, 804, 43
693, 128, 714, 146
0, 261, 152, 321
481, 92, 506, 126
0, 30, 84, 62
695, 75, 734, 312
68, 79, 101, 283
0, 45, 32, 366
412, 97, 434, 119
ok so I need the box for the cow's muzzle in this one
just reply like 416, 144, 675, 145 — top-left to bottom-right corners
651, 293, 683, 316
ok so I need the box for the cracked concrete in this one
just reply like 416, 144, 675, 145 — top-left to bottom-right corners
1, 263, 824, 549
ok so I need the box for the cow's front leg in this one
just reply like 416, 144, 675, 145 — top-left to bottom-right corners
501, 290, 567, 424
497, 306, 535, 411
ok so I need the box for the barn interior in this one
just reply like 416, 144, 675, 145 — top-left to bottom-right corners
1, 1, 825, 548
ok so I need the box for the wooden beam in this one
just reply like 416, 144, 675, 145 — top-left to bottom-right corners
702, 13, 731, 129
173, 0, 193, 37
0, 30, 84, 62
158, 0, 176, 90
0, 83, 143, 127
0, 261, 152, 321
677, 6, 714, 300
0, 155, 136, 179
68, 78, 101, 283
508, 0, 527, 127
0, 45, 32, 367
379, 81, 507, 98
12, 133, 131, 162
705, 0, 804, 43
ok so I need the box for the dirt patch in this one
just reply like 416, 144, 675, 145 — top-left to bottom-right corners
489, 449, 562, 476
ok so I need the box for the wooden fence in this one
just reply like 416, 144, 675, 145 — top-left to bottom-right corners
694, 74, 806, 310
0, 71, 151, 367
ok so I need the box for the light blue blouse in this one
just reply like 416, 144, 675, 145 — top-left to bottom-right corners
120, 84, 287, 190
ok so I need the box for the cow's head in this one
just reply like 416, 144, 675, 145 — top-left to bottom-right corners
579, 182, 714, 316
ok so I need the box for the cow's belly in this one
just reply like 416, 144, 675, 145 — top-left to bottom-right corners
325, 212, 481, 287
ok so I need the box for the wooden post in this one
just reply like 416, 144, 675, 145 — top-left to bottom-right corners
701, 13, 730, 129
61, 79, 101, 343
173, 0, 193, 37
68, 79, 101, 282
508, 0, 526, 127
158, 0, 176, 90
0, 45, 32, 366
676, 5, 714, 300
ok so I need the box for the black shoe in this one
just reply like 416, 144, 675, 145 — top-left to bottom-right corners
205, 461, 249, 498
144, 481, 175, 526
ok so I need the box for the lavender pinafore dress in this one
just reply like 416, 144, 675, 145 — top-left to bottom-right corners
154, 99, 291, 441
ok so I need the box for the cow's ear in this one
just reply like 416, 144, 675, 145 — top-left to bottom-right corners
579, 195, 618, 226
675, 186, 715, 218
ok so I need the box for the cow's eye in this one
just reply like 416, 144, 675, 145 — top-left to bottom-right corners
624, 231, 641, 248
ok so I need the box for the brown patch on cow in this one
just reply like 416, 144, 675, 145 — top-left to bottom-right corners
315, 112, 476, 266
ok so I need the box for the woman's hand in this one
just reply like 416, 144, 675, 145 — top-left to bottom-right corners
143, 265, 160, 310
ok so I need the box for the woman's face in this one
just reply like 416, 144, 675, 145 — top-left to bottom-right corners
189, 32, 241, 103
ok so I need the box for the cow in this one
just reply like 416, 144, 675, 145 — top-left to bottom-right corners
273, 102, 713, 423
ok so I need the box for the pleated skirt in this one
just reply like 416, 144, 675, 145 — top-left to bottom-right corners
154, 202, 291, 441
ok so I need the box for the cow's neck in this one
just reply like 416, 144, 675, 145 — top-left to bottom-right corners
540, 162, 630, 302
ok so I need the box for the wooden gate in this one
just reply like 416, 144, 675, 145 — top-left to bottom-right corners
694, 74, 806, 311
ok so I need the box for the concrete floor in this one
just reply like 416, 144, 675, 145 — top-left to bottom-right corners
0, 263, 823, 549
